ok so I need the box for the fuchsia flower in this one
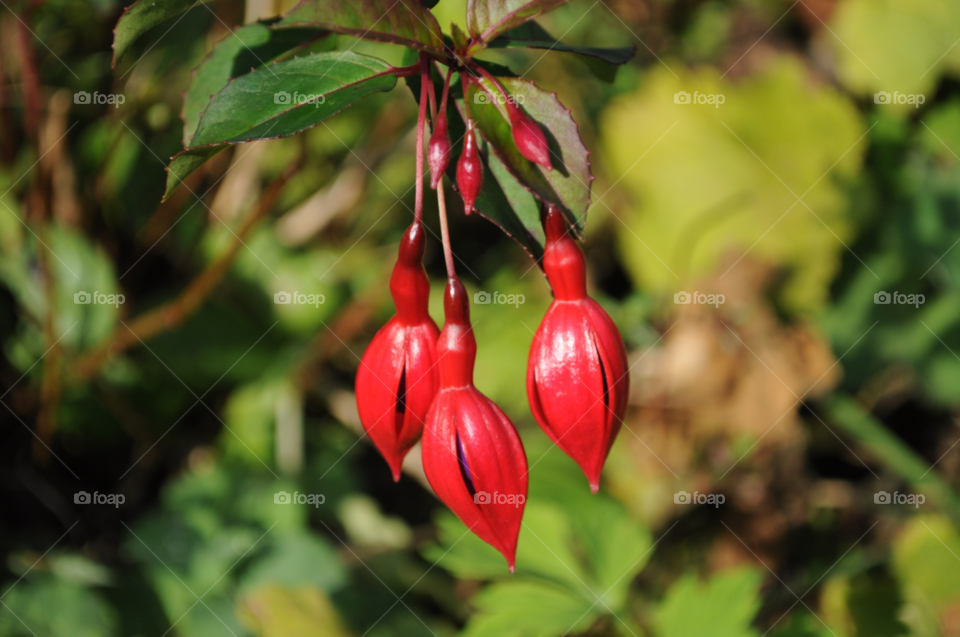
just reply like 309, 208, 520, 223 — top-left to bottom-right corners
456, 118, 483, 214
508, 106, 551, 170
422, 278, 528, 570
427, 109, 451, 189
527, 206, 629, 493
356, 223, 440, 481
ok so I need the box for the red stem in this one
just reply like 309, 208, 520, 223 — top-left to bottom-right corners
472, 64, 521, 123
415, 54, 429, 225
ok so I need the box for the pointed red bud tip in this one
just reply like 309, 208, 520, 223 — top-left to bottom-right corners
428, 112, 451, 190
511, 113, 552, 170
527, 207, 629, 492
422, 277, 528, 570
356, 223, 440, 481
456, 119, 483, 215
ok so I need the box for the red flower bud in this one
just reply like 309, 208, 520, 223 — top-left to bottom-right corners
509, 108, 551, 171
422, 278, 528, 570
456, 119, 483, 215
428, 111, 451, 190
527, 207, 629, 493
356, 223, 440, 481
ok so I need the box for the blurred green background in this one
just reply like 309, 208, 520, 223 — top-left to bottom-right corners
4, 0, 960, 635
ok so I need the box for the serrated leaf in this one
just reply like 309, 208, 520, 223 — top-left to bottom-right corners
164, 146, 226, 200
654, 568, 764, 637
165, 52, 396, 199
112, 0, 212, 66
191, 51, 396, 146
488, 20, 634, 65
466, 0, 570, 47
277, 0, 445, 54
463, 76, 591, 232
182, 22, 330, 146
461, 581, 599, 637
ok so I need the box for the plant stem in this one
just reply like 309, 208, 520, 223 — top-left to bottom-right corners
415, 54, 429, 225
437, 183, 456, 278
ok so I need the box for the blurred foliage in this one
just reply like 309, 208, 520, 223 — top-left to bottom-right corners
5, 0, 960, 636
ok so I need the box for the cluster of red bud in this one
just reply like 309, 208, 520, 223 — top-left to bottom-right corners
355, 62, 629, 570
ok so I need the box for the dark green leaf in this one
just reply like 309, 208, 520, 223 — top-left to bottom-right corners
182, 22, 330, 145
463, 76, 591, 234
277, 0, 445, 55
164, 146, 225, 200
190, 51, 396, 146
165, 51, 396, 199
466, 0, 570, 48
113, 0, 212, 66
488, 21, 635, 65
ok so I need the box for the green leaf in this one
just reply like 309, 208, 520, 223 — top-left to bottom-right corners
190, 51, 396, 146
182, 22, 331, 145
165, 51, 396, 199
240, 533, 346, 593
892, 515, 960, 612
463, 75, 591, 233
466, 0, 571, 48
0, 577, 117, 637
829, 0, 960, 98
488, 21, 635, 65
277, 0, 445, 54
112, 0, 212, 66
461, 581, 600, 637
654, 567, 764, 637
164, 146, 225, 200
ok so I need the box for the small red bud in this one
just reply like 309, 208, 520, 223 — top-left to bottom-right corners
510, 110, 551, 170
422, 278, 528, 570
456, 119, 483, 215
527, 206, 629, 493
356, 223, 440, 481
428, 111, 451, 190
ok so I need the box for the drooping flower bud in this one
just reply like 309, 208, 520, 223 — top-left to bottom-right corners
422, 278, 528, 570
508, 106, 552, 171
456, 118, 483, 215
428, 110, 451, 190
526, 206, 629, 493
356, 223, 440, 481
